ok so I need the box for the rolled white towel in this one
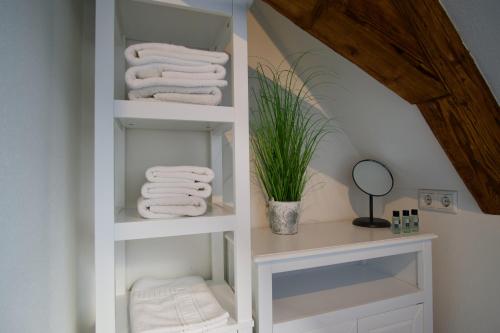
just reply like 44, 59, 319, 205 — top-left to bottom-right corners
130, 276, 229, 333
141, 182, 212, 199
125, 64, 227, 90
137, 196, 207, 219
128, 86, 223, 106
125, 42, 229, 66
146, 166, 215, 184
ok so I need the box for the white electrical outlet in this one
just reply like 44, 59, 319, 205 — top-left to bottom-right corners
418, 189, 458, 214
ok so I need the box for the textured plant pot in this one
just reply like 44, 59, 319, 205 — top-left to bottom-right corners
268, 201, 300, 235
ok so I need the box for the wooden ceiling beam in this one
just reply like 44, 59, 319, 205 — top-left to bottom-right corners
330, 0, 438, 89
394, 0, 500, 214
263, 0, 448, 104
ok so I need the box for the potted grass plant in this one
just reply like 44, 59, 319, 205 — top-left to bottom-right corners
251, 56, 331, 234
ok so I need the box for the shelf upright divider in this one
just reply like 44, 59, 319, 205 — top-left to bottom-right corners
95, 0, 116, 332
231, 2, 253, 332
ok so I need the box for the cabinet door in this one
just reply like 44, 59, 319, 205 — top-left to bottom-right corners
306, 321, 357, 333
358, 304, 423, 333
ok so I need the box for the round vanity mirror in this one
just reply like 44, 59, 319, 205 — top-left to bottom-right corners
352, 159, 394, 228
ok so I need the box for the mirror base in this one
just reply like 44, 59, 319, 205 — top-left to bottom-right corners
353, 217, 391, 228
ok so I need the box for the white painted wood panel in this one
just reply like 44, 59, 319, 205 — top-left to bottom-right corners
252, 221, 437, 264
114, 100, 235, 130
115, 205, 235, 240
95, 0, 116, 331
231, 2, 253, 330
358, 304, 423, 333
305, 321, 356, 333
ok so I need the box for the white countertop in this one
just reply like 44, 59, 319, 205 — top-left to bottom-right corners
252, 220, 437, 264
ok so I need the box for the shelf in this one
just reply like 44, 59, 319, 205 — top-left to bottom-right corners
115, 204, 236, 241
115, 281, 251, 333
114, 100, 234, 131
117, 0, 232, 49
272, 264, 422, 325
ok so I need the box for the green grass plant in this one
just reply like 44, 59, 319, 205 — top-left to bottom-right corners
251, 55, 331, 202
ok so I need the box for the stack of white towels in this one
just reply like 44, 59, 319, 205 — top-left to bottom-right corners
138, 166, 214, 219
124, 43, 229, 105
130, 276, 230, 333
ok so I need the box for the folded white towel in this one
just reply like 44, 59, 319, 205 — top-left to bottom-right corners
130, 276, 229, 333
125, 64, 227, 90
146, 166, 215, 184
141, 182, 212, 199
128, 86, 223, 106
127, 63, 226, 80
137, 196, 207, 219
125, 43, 230, 66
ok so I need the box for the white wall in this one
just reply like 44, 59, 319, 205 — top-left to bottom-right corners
0, 0, 84, 332
249, 1, 500, 332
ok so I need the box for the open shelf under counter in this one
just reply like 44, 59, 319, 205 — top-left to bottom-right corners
115, 280, 250, 333
115, 204, 236, 241
273, 263, 422, 326
114, 100, 234, 131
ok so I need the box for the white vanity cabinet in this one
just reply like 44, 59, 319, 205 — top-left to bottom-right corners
358, 304, 423, 333
251, 221, 436, 333
305, 321, 357, 333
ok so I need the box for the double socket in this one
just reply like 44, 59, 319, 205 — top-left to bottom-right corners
418, 189, 458, 214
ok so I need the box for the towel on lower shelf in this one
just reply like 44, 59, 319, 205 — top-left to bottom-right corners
125, 43, 229, 66
146, 166, 215, 184
141, 182, 212, 199
130, 276, 229, 333
137, 196, 207, 219
128, 86, 223, 105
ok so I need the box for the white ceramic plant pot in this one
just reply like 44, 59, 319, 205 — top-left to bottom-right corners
268, 200, 300, 235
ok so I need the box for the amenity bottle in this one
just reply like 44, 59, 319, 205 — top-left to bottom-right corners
411, 209, 419, 232
391, 210, 401, 234
402, 210, 411, 233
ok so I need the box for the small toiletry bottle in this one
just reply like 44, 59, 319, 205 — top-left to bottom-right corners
402, 210, 411, 233
411, 209, 419, 232
391, 211, 401, 234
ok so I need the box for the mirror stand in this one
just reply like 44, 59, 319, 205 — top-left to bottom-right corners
353, 194, 391, 228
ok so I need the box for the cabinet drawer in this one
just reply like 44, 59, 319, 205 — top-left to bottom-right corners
358, 304, 423, 333
304, 321, 357, 333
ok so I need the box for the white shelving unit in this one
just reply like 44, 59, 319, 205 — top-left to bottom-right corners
94, 1, 253, 332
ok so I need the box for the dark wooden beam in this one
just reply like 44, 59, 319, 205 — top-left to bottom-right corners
261, 0, 500, 214
394, 0, 500, 214
262, 0, 448, 104
419, 97, 500, 214
332, 0, 437, 89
